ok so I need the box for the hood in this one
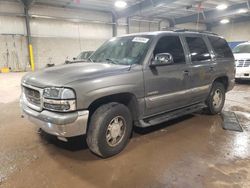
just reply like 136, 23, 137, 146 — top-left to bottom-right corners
22, 62, 130, 88
234, 53, 250, 60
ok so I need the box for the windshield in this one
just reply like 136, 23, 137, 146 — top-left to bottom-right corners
76, 51, 92, 60
90, 35, 152, 65
233, 44, 250, 53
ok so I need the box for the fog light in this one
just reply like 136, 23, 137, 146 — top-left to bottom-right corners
43, 99, 76, 112
44, 103, 70, 111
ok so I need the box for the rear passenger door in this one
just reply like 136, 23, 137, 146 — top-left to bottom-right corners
183, 35, 213, 103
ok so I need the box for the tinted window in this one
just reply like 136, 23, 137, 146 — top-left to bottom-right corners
208, 36, 234, 58
186, 37, 211, 61
154, 36, 185, 64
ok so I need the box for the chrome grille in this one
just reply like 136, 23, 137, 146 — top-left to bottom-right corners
236, 59, 250, 67
23, 86, 41, 107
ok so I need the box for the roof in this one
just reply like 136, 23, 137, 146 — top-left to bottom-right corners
119, 29, 221, 37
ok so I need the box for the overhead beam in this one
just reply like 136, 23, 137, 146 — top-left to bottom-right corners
174, 1, 250, 24
117, 0, 178, 18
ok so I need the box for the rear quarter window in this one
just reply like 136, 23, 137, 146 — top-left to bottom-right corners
208, 36, 234, 58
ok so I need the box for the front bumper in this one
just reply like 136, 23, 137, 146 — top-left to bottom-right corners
235, 67, 250, 80
20, 99, 89, 139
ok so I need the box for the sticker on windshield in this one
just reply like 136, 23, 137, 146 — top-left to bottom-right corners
132, 37, 149, 43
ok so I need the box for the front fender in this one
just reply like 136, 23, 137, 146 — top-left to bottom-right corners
83, 84, 143, 107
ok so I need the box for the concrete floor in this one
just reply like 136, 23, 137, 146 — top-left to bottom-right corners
0, 73, 250, 188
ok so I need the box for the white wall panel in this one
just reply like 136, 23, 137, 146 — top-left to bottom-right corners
130, 20, 159, 34
30, 19, 112, 39
175, 23, 207, 30
32, 37, 105, 69
117, 26, 127, 36
117, 18, 127, 36
0, 16, 26, 35
0, 1, 23, 14
30, 5, 112, 23
212, 21, 250, 41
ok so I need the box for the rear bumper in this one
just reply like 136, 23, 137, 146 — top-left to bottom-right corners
21, 99, 89, 138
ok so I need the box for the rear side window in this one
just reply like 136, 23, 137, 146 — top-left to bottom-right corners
208, 36, 234, 58
154, 36, 185, 64
185, 37, 211, 62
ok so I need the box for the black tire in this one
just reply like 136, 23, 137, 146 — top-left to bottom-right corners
86, 102, 132, 158
206, 82, 225, 115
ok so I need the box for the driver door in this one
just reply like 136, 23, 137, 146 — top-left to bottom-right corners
143, 35, 192, 116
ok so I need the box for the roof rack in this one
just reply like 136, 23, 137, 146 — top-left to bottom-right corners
172, 29, 218, 36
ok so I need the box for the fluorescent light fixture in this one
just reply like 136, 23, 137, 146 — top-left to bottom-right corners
115, 1, 127, 8
216, 4, 228, 10
238, 9, 248, 14
220, 18, 230, 24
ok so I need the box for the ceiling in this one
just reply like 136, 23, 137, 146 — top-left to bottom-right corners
16, 0, 250, 25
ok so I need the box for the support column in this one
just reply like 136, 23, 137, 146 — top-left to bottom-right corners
206, 23, 213, 31
112, 13, 117, 37
24, 6, 35, 71
126, 17, 130, 34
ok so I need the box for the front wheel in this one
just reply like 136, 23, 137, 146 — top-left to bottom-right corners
206, 82, 226, 115
86, 102, 132, 158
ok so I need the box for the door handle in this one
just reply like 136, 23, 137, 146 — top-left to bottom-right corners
209, 66, 214, 72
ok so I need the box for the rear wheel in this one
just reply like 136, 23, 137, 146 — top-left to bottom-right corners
206, 82, 225, 115
86, 102, 132, 158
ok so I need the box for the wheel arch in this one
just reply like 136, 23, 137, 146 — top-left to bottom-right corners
213, 75, 229, 91
87, 92, 140, 123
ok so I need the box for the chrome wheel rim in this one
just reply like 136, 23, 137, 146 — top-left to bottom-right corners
213, 89, 222, 108
106, 116, 126, 147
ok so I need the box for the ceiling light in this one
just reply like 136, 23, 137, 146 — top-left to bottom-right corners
216, 4, 228, 10
115, 1, 127, 8
238, 9, 248, 14
220, 18, 230, 24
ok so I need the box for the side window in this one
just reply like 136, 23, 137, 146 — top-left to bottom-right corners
153, 36, 185, 64
208, 36, 234, 58
185, 37, 211, 62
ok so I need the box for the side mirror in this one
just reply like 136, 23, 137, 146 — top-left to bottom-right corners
65, 60, 70, 64
150, 53, 174, 67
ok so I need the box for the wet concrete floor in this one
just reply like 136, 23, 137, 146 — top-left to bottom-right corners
0, 73, 250, 188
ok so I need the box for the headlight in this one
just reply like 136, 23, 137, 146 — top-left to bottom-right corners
43, 88, 76, 112
43, 88, 75, 99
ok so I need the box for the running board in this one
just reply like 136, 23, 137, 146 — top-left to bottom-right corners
139, 103, 206, 127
